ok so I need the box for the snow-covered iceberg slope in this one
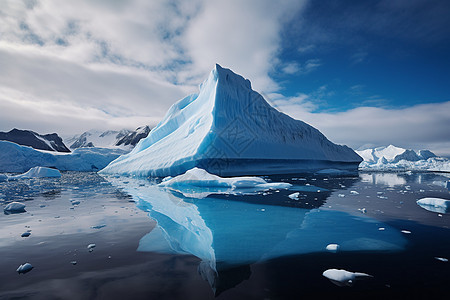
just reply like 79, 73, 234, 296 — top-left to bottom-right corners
0, 140, 127, 172
101, 64, 361, 177
357, 145, 449, 172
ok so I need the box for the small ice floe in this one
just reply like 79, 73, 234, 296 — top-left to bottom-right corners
322, 269, 373, 287
70, 261, 77, 265
71, 200, 81, 206
416, 198, 450, 214
4, 202, 26, 213
21, 232, 31, 237
8, 166, 61, 180
435, 257, 448, 262
158, 167, 291, 198
358, 208, 367, 214
17, 263, 33, 274
91, 224, 106, 229
288, 192, 300, 200
401, 230, 411, 234
377, 192, 384, 195
350, 191, 359, 195
325, 244, 340, 253
378, 227, 386, 231
87, 243, 96, 252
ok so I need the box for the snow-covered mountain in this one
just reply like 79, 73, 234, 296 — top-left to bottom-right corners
116, 126, 151, 147
101, 64, 362, 177
0, 128, 70, 152
65, 126, 151, 150
356, 145, 449, 171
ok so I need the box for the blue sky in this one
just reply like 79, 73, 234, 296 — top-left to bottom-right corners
0, 0, 449, 155
274, 0, 450, 112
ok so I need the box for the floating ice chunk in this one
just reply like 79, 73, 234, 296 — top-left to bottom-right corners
8, 166, 61, 180
70, 261, 77, 265
71, 200, 80, 206
350, 191, 359, 195
21, 232, 31, 237
325, 244, 340, 253
288, 192, 300, 200
87, 244, 96, 252
159, 167, 291, 198
416, 198, 450, 214
17, 263, 33, 274
401, 230, 411, 234
338, 194, 345, 198
322, 269, 372, 287
358, 208, 367, 214
91, 224, 106, 229
4, 202, 26, 213
435, 257, 448, 262
378, 227, 386, 231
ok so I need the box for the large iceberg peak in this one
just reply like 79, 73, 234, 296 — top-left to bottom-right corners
101, 65, 362, 177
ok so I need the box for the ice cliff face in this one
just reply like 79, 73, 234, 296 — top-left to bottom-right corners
101, 64, 362, 177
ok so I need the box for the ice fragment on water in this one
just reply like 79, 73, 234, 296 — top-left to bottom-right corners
288, 192, 300, 200
88, 243, 96, 252
401, 230, 411, 234
416, 197, 450, 214
350, 191, 359, 195
21, 232, 31, 237
338, 194, 345, 198
325, 244, 340, 253
322, 269, 372, 287
17, 263, 33, 274
91, 224, 106, 229
4, 202, 26, 213
435, 257, 448, 262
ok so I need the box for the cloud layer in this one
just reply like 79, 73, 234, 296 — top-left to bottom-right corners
0, 0, 448, 155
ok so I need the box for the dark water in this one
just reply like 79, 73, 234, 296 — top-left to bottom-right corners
0, 171, 449, 299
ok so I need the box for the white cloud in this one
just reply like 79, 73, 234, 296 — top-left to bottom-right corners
0, 0, 307, 135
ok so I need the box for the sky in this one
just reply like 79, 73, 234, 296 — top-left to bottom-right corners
0, 0, 449, 156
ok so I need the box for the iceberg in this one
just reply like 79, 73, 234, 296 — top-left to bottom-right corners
8, 166, 61, 180
4, 201, 26, 213
101, 64, 361, 177
0, 140, 127, 172
356, 145, 449, 172
159, 167, 291, 198
322, 269, 372, 287
416, 197, 450, 214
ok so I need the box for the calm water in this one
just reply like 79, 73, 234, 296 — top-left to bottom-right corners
0, 171, 449, 299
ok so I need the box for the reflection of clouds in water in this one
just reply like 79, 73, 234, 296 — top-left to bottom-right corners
360, 173, 406, 187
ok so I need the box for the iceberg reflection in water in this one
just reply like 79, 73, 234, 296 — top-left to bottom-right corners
104, 175, 407, 294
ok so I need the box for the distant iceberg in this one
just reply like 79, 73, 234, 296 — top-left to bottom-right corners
101, 64, 361, 177
0, 140, 127, 172
357, 145, 450, 172
8, 166, 61, 180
